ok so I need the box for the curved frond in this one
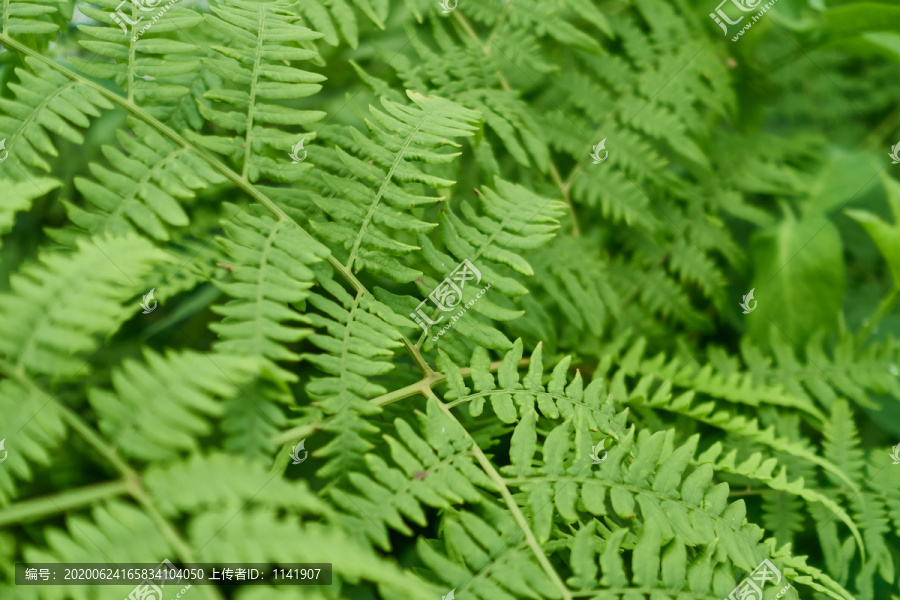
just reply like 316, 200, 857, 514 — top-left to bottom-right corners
88, 349, 257, 461
310, 91, 481, 282
0, 234, 167, 378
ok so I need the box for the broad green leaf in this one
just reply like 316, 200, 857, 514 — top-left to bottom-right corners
747, 210, 845, 345
846, 173, 900, 287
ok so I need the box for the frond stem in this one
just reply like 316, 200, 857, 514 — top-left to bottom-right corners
432, 391, 572, 600
240, 3, 266, 180
0, 480, 129, 528
127, 7, 137, 103
549, 162, 579, 236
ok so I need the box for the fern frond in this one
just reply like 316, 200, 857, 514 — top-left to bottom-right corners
2, 465, 436, 600
0, 0, 63, 36
0, 236, 163, 501
417, 502, 562, 600
300, 265, 409, 478
527, 235, 623, 341
295, 0, 387, 48
645, 388, 855, 487
668, 238, 727, 309
143, 452, 333, 517
570, 168, 660, 230
403, 180, 565, 358
211, 203, 331, 388
194, 509, 436, 600
386, 19, 550, 172
206, 204, 331, 458
761, 489, 806, 549
742, 329, 900, 412
423, 338, 855, 599
697, 440, 864, 560
189, 0, 326, 182
74, 0, 206, 127
49, 118, 226, 244
309, 91, 480, 282
819, 400, 896, 598
17, 500, 173, 564
0, 1, 896, 597
437, 340, 627, 434
469, 0, 611, 52
0, 57, 113, 172
0, 177, 60, 248
613, 336, 826, 420
88, 349, 258, 461
630, 267, 711, 330
0, 234, 167, 378
0, 379, 66, 504
822, 399, 867, 486
331, 398, 495, 550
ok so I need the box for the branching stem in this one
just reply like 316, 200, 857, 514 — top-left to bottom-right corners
0, 359, 222, 600
271, 357, 529, 446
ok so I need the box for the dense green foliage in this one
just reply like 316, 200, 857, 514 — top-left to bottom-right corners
1, 0, 900, 599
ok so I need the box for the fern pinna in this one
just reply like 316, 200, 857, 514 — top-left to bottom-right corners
1, 0, 900, 599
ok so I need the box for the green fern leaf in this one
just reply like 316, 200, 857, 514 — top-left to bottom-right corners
0, 234, 167, 378
310, 91, 480, 282
73, 0, 205, 127
0, 57, 114, 172
0, 177, 61, 248
88, 349, 258, 461
189, 0, 326, 182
